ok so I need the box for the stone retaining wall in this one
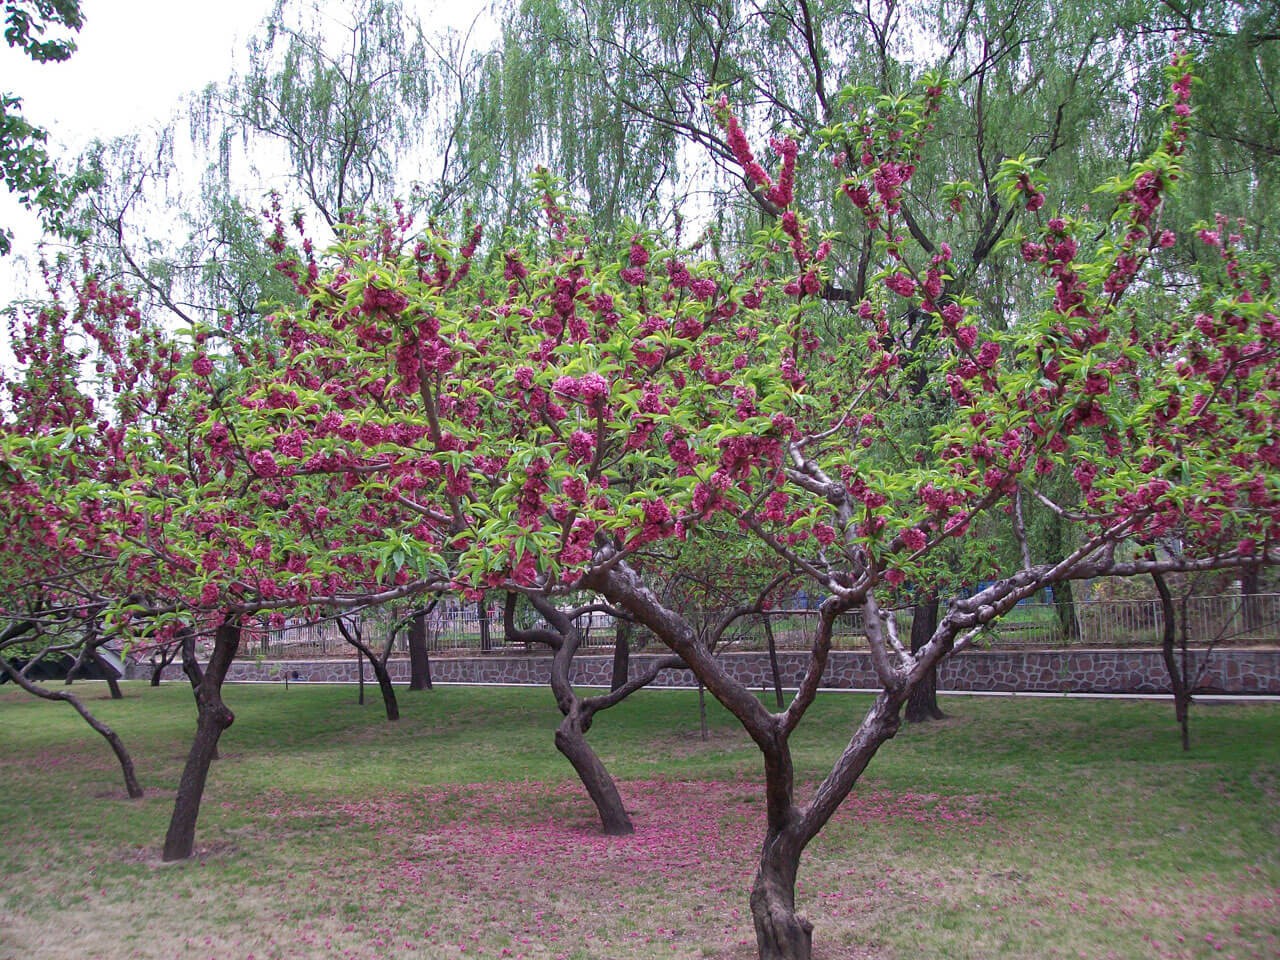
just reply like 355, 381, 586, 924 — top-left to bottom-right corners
129, 647, 1280, 694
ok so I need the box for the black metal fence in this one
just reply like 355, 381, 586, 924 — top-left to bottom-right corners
238, 594, 1280, 660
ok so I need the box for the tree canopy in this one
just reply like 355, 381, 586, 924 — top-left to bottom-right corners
0, 7, 1277, 960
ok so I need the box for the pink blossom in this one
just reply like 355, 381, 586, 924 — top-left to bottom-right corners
567, 430, 595, 463
884, 273, 916, 298
901, 527, 927, 552
249, 450, 280, 477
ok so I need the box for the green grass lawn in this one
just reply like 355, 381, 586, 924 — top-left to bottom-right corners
0, 681, 1276, 959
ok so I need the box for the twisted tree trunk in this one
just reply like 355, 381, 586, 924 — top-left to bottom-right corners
502, 592, 680, 836
554, 704, 633, 836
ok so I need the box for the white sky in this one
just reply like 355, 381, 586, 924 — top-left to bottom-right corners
0, 0, 496, 301
4, 0, 495, 149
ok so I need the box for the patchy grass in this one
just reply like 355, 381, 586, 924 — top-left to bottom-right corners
0, 682, 1276, 959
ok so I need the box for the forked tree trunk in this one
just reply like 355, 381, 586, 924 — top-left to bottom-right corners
150, 645, 177, 686
503, 592, 672, 837
905, 593, 944, 723
554, 708, 633, 836
336, 619, 398, 721
163, 617, 240, 861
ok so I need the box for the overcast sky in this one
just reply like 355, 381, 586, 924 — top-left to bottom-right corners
4, 0, 282, 152
1, 0, 495, 300
5, 0, 493, 149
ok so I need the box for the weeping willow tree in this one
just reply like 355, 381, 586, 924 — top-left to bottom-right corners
1167, 2, 1279, 246
219, 0, 442, 227
47, 0, 494, 339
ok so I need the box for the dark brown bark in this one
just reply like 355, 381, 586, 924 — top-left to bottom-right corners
585, 561, 924, 960
610, 617, 631, 691
369, 659, 399, 721
534, 595, 635, 835
751, 832, 813, 960
356, 649, 365, 705
1153, 573, 1191, 751
0, 648, 144, 799
905, 593, 944, 723
149, 644, 178, 686
554, 708, 633, 836
478, 597, 492, 652
502, 592, 679, 836
178, 625, 217, 760
407, 609, 431, 690
179, 626, 204, 689
162, 617, 240, 861
1241, 565, 1263, 634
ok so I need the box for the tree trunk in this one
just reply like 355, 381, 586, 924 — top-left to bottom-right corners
162, 617, 240, 861
89, 648, 123, 699
554, 710, 633, 835
1153, 573, 1191, 751
750, 830, 813, 960
335, 619, 396, 720
0, 652, 144, 799
478, 597, 492, 652
905, 593, 944, 723
761, 613, 785, 709
610, 617, 631, 691
1054, 577, 1081, 642
506, 593, 637, 836
407, 609, 431, 690
1241, 565, 1263, 634
149, 646, 176, 686
369, 657, 399, 722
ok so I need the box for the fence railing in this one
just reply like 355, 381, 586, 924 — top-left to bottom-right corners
238, 594, 1280, 660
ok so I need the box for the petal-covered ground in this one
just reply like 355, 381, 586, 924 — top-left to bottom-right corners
229, 778, 991, 959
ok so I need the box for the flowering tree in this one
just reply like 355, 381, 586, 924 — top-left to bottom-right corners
0, 255, 184, 800
2, 48, 1276, 960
